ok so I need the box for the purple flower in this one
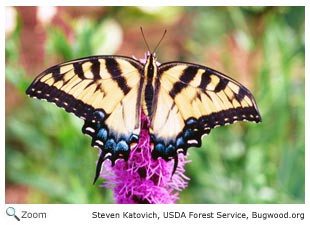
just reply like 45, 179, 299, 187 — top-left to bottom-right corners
100, 112, 190, 204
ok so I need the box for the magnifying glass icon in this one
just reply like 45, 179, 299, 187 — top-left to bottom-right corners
6, 207, 20, 221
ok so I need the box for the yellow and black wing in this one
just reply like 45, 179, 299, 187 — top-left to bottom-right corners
26, 56, 144, 182
26, 53, 262, 182
150, 62, 262, 160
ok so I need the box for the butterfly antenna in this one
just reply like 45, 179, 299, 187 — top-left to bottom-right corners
140, 27, 167, 54
140, 27, 151, 53
153, 29, 167, 53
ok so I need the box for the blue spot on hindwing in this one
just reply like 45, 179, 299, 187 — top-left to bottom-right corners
93, 110, 106, 121
155, 142, 165, 153
166, 144, 176, 155
176, 136, 185, 148
97, 127, 108, 141
104, 138, 116, 151
152, 141, 177, 160
184, 128, 194, 140
186, 117, 197, 126
116, 140, 129, 152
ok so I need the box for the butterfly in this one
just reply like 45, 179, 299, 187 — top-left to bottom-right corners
26, 29, 262, 183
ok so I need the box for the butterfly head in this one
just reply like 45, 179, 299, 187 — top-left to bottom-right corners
146, 51, 156, 58
147, 51, 157, 62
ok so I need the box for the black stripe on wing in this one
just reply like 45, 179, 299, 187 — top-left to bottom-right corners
105, 58, 131, 95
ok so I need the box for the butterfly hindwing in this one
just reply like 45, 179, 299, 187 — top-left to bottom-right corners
150, 62, 261, 160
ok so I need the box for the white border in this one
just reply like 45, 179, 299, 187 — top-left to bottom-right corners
2, 0, 309, 7
2, 2, 309, 225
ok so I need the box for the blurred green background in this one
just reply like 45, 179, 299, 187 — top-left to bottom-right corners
5, 6, 305, 204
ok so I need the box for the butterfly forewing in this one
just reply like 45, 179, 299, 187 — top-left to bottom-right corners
27, 56, 143, 120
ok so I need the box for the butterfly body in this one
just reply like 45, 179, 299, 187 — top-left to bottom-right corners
26, 51, 261, 183
142, 54, 158, 118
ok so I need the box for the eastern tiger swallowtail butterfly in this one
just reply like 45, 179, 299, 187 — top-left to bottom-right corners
26, 30, 262, 183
